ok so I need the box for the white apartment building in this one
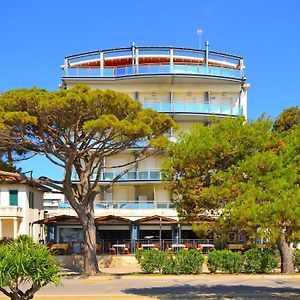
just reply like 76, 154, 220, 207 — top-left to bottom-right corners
0, 173, 48, 242
42, 44, 249, 252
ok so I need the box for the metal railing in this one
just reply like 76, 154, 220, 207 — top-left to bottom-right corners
71, 169, 162, 182
62, 46, 244, 80
96, 238, 215, 254
94, 201, 175, 209
63, 64, 243, 79
142, 102, 243, 116
55, 201, 175, 210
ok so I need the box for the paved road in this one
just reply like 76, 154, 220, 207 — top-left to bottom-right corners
1, 274, 300, 299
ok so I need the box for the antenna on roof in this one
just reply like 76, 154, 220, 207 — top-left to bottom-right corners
196, 29, 203, 50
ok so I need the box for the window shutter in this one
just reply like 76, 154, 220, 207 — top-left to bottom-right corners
9, 190, 18, 206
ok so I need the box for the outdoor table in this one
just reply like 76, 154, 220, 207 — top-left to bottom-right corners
255, 244, 271, 250
198, 244, 215, 253
112, 244, 126, 254
226, 244, 244, 251
141, 244, 155, 249
50, 244, 69, 254
172, 244, 186, 251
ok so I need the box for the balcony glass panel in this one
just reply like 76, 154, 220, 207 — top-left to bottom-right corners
138, 171, 148, 180
103, 69, 114, 76
209, 104, 221, 114
127, 171, 137, 180
145, 102, 242, 116
150, 171, 161, 180
103, 172, 114, 180
64, 64, 243, 79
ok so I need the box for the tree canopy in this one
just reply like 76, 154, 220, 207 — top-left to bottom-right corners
162, 111, 300, 273
0, 85, 175, 274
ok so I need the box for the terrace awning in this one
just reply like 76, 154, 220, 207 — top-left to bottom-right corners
95, 215, 132, 225
33, 214, 79, 224
135, 215, 177, 225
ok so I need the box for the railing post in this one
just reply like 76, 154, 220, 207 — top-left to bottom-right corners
205, 41, 209, 67
135, 48, 139, 74
100, 52, 104, 77
170, 48, 174, 73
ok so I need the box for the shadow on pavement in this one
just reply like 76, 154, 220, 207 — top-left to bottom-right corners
124, 284, 300, 299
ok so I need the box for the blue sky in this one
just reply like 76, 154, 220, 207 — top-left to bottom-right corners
1, 0, 299, 179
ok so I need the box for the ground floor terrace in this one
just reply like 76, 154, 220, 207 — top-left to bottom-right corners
35, 214, 234, 255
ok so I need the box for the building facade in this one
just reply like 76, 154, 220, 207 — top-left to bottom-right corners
0, 174, 47, 242
43, 44, 249, 252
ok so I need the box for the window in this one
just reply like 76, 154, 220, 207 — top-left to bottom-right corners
9, 190, 18, 206
29, 191, 34, 209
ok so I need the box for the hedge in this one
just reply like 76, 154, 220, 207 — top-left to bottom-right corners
136, 248, 278, 274
135, 249, 204, 274
207, 250, 244, 274
244, 249, 278, 274
207, 249, 277, 274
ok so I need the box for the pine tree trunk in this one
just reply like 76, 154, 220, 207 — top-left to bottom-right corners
277, 236, 294, 273
82, 217, 99, 275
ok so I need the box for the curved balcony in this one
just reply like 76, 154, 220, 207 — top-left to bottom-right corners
62, 46, 245, 81
71, 169, 162, 182
142, 102, 243, 116
63, 64, 243, 80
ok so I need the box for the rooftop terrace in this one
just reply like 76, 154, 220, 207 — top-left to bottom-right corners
62, 46, 245, 81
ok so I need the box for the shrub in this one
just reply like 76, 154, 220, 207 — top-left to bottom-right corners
293, 250, 300, 272
0, 235, 61, 300
207, 250, 244, 274
260, 250, 278, 273
0, 237, 13, 246
224, 251, 244, 274
244, 249, 277, 274
177, 249, 204, 274
207, 250, 224, 273
161, 251, 178, 274
135, 249, 204, 274
244, 249, 262, 274
135, 249, 164, 273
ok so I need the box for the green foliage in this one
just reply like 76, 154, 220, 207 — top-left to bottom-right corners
273, 106, 300, 132
160, 251, 178, 274
208, 249, 277, 274
244, 249, 278, 274
162, 112, 300, 273
207, 250, 224, 273
207, 250, 244, 274
293, 250, 300, 272
0, 235, 61, 300
135, 249, 204, 274
15, 234, 34, 243
176, 249, 205, 274
0, 237, 13, 246
135, 249, 164, 273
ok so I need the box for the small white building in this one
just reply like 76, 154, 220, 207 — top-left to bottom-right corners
0, 173, 50, 242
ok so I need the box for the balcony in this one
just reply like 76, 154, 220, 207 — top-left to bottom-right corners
142, 102, 243, 116
71, 169, 162, 182
63, 64, 243, 80
0, 206, 23, 218
94, 201, 175, 209
56, 201, 175, 210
